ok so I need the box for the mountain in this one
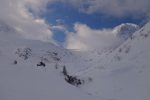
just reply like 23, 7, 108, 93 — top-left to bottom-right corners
0, 20, 150, 100
113, 23, 139, 40
77, 21, 150, 100
0, 22, 100, 100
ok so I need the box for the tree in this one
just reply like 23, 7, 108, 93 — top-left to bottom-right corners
14, 60, 17, 64
62, 66, 83, 86
62, 66, 67, 76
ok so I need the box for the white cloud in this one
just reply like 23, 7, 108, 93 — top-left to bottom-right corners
0, 0, 56, 43
0, 0, 149, 49
65, 23, 122, 51
51, 19, 68, 33
51, 25, 67, 32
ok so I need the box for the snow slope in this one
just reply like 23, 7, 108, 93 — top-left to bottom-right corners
1, 20, 150, 100
77, 21, 150, 100
0, 22, 101, 100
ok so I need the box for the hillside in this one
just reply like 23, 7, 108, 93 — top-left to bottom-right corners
0, 22, 100, 100
78, 21, 150, 100
0, 20, 150, 100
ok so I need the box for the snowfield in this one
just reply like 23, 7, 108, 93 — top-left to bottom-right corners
0, 23, 101, 100
0, 21, 150, 100
78, 21, 150, 100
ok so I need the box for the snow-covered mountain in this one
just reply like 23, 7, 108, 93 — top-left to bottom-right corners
113, 23, 139, 40
0, 22, 101, 100
77, 21, 150, 100
0, 20, 150, 100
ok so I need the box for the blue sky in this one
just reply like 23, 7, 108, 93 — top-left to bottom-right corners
42, 2, 148, 44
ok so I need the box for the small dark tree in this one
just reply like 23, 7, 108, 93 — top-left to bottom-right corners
55, 63, 58, 69
62, 66, 84, 86
144, 34, 148, 38
118, 48, 122, 53
65, 75, 83, 86
14, 60, 17, 64
62, 66, 67, 76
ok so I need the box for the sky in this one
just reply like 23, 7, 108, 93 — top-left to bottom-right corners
0, 0, 150, 50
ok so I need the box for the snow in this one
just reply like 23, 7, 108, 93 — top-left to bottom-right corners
0, 63, 100, 100
0, 20, 150, 100
76, 21, 150, 100
113, 23, 139, 40
0, 22, 100, 100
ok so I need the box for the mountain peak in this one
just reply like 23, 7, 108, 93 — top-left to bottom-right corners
113, 23, 140, 40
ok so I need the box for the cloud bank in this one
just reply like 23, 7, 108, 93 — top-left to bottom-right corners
0, 0, 56, 42
0, 0, 150, 50
65, 23, 123, 51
